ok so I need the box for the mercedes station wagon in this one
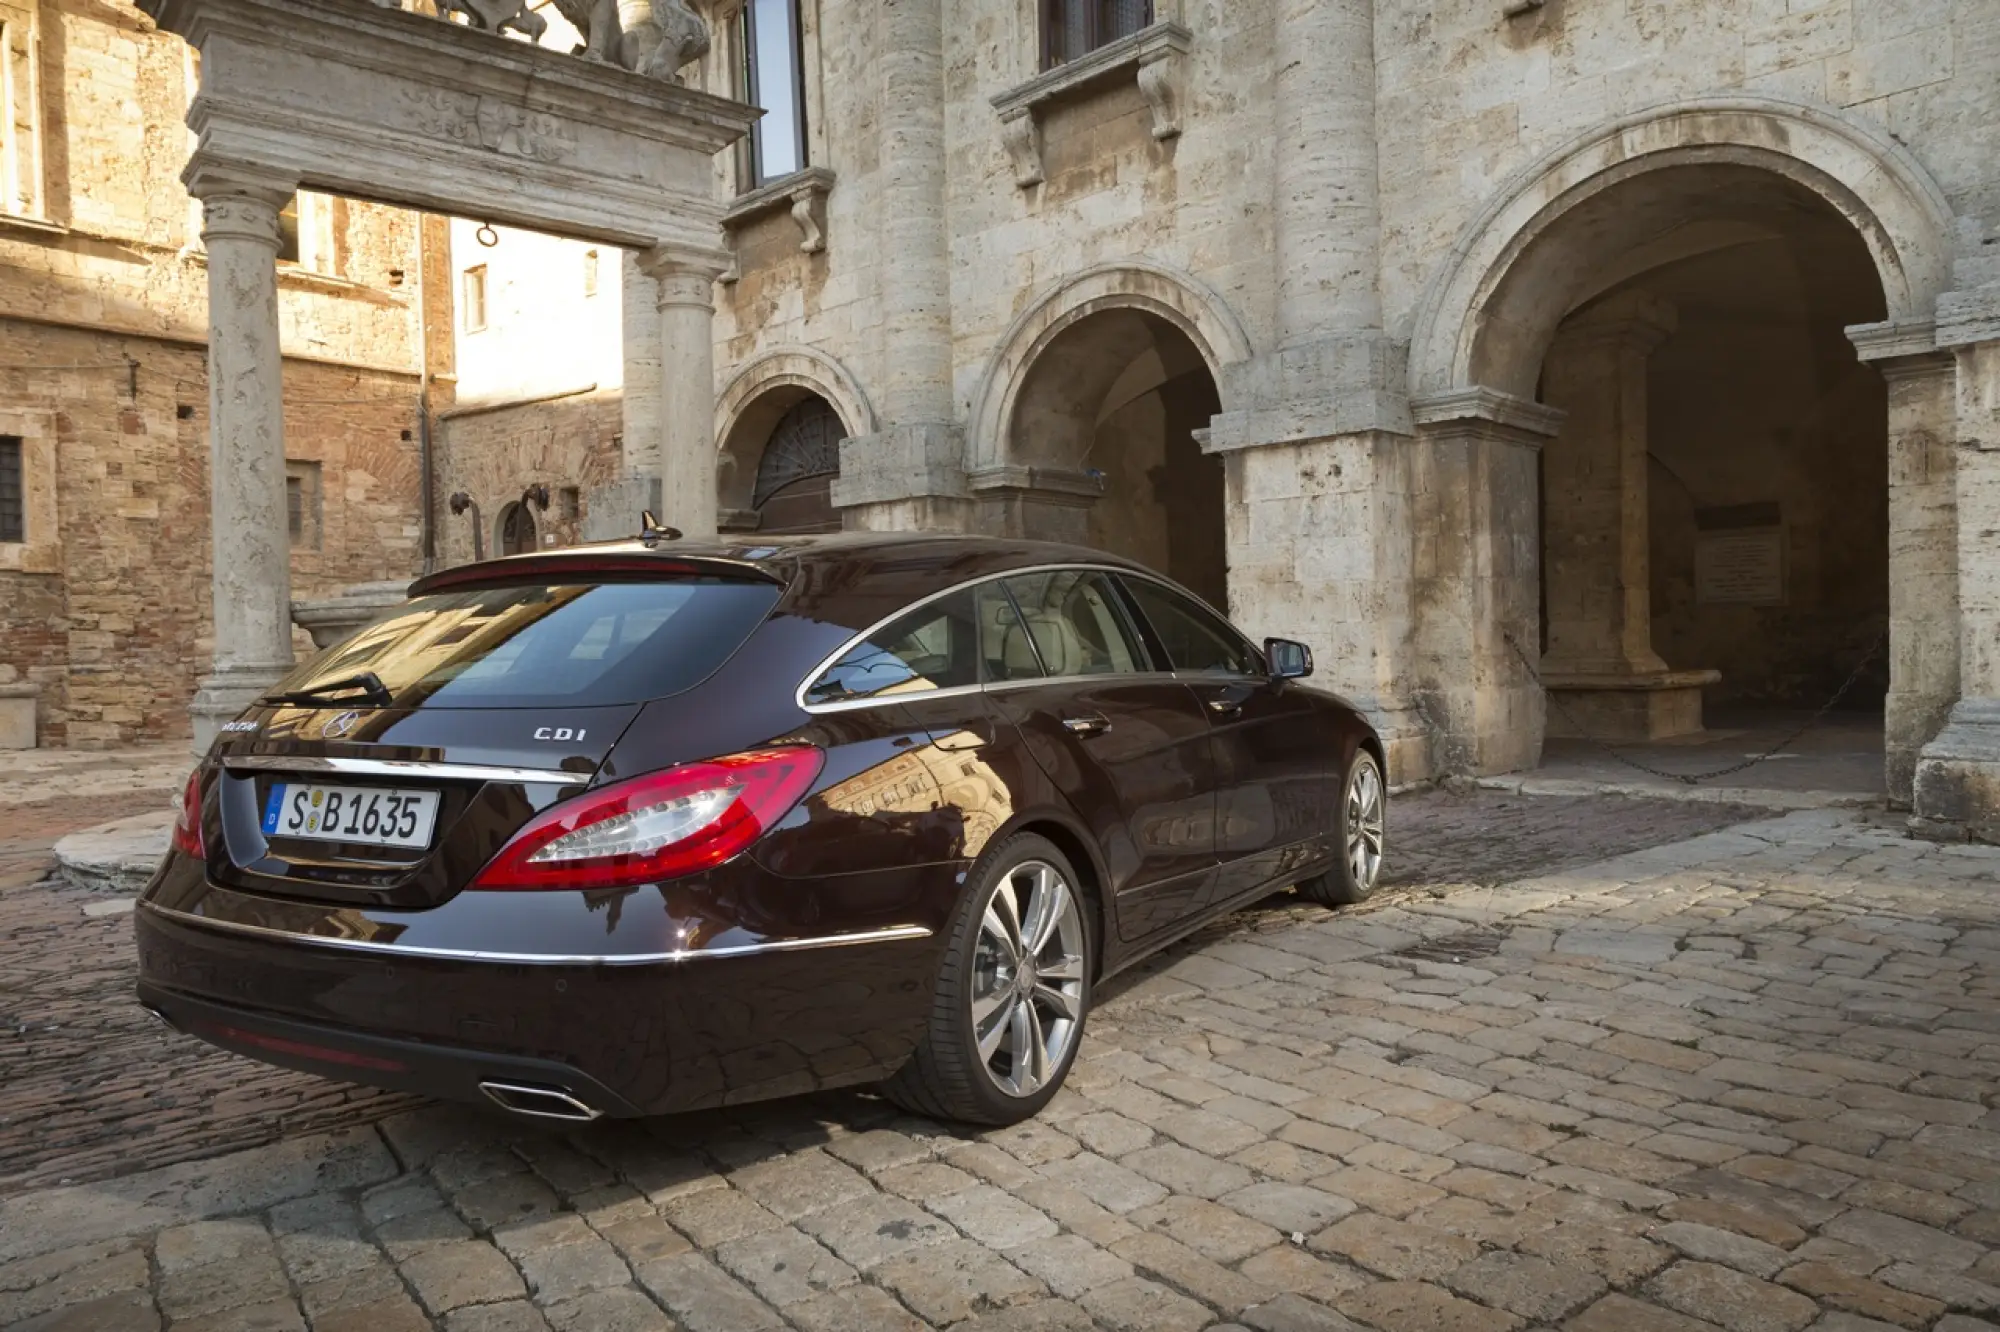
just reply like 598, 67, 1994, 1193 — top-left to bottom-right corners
136, 534, 1387, 1126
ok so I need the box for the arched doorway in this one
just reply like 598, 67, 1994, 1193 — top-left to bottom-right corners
751, 396, 845, 534
1005, 309, 1227, 606
1404, 98, 1958, 794
717, 379, 855, 536
1528, 165, 1890, 754
498, 501, 538, 555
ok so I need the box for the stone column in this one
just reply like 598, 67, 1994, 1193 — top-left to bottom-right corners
637, 245, 730, 540
1851, 321, 1959, 806
1273, 0, 1381, 343
1407, 392, 1563, 776
1914, 324, 2000, 841
187, 179, 297, 754
1538, 291, 1717, 740
829, 0, 970, 531
1207, 0, 1426, 775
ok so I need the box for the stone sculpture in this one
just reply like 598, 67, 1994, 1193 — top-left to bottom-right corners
617, 0, 709, 83
432, 0, 547, 42
426, 0, 708, 85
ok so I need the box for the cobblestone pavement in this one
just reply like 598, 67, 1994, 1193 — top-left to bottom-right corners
5, 806, 1999, 1332
0, 789, 1757, 1195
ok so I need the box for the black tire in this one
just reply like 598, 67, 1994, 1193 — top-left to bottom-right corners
884, 833, 1093, 1126
1297, 747, 1387, 908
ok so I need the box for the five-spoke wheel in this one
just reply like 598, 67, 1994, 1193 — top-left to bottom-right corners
886, 834, 1093, 1124
1298, 747, 1387, 907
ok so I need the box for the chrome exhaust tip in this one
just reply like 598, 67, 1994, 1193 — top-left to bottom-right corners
141, 1004, 179, 1032
478, 1080, 603, 1122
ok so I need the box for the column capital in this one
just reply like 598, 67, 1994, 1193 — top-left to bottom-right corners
1551, 290, 1678, 357
636, 242, 731, 286
184, 161, 296, 206
1410, 386, 1566, 441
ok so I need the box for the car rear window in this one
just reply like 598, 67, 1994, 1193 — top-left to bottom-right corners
268, 579, 781, 709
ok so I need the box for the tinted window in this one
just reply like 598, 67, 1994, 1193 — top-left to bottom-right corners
268, 579, 779, 709
1004, 570, 1147, 677
807, 589, 979, 704
1122, 577, 1259, 676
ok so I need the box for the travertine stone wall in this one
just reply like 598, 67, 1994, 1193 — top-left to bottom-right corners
442, 0, 2000, 821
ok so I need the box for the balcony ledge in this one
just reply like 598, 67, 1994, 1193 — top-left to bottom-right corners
989, 22, 1191, 189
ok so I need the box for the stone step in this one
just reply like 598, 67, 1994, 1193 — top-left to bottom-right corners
53, 810, 173, 894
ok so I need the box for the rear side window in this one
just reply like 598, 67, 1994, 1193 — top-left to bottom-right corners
1121, 577, 1260, 676
269, 579, 780, 709
806, 589, 980, 704
1004, 570, 1147, 677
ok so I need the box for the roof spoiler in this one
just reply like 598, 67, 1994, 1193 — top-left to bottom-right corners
407, 551, 783, 597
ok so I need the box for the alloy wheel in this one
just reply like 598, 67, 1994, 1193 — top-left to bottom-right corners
970, 859, 1086, 1099
1346, 757, 1385, 892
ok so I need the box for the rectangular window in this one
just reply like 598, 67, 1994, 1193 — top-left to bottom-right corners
463, 264, 488, 333
1041, 0, 1151, 68
0, 435, 23, 544
285, 461, 321, 551
742, 0, 805, 185
582, 248, 599, 298
276, 195, 301, 264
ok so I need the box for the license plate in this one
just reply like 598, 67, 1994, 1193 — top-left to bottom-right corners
261, 783, 441, 849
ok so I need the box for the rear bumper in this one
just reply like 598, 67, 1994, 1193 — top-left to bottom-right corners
133, 867, 950, 1117
136, 981, 647, 1119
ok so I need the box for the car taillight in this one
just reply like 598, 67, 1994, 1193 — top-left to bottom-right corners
171, 770, 205, 859
471, 747, 824, 891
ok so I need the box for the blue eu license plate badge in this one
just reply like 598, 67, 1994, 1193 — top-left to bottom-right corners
261, 785, 287, 835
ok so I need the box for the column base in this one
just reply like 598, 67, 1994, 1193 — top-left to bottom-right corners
1541, 669, 1721, 742
1352, 698, 1436, 787
190, 663, 292, 757
1911, 698, 2000, 843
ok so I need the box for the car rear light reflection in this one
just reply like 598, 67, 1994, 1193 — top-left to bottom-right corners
171, 770, 204, 859
471, 747, 824, 891
210, 1024, 408, 1073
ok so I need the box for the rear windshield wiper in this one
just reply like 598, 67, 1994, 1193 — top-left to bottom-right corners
263, 671, 395, 709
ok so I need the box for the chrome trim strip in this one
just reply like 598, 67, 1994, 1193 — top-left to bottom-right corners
222, 755, 591, 787
139, 899, 931, 965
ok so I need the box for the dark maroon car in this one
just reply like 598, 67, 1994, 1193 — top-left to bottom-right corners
135, 534, 1386, 1126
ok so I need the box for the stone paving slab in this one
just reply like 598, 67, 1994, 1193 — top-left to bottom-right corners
0, 787, 1758, 1195
2, 807, 1997, 1330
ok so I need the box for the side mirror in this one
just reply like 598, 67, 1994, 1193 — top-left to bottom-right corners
1265, 637, 1313, 681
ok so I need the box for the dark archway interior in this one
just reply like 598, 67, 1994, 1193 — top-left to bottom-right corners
719, 388, 846, 536
1010, 310, 1227, 606
1534, 166, 1890, 715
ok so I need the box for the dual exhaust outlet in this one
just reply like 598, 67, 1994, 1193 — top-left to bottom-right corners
478, 1080, 603, 1122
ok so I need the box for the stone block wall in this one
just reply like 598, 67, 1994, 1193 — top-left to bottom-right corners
434, 392, 624, 569
0, 321, 424, 747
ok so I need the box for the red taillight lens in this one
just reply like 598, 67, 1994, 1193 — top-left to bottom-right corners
471, 747, 824, 891
171, 770, 205, 859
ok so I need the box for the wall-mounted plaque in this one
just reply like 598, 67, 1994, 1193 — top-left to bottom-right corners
1696, 527, 1785, 605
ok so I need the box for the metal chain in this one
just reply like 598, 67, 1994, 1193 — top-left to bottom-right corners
1499, 628, 1888, 786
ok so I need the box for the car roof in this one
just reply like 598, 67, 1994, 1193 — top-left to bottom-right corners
426, 531, 1157, 588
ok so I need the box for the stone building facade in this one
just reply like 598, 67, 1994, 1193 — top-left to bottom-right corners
442, 0, 2000, 835
0, 0, 444, 746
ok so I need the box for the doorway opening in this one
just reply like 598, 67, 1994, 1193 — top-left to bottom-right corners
1008, 309, 1227, 607
1525, 165, 1889, 795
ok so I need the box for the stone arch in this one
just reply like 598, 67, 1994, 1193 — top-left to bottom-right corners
714, 345, 876, 514
1407, 95, 1956, 401
969, 259, 1254, 470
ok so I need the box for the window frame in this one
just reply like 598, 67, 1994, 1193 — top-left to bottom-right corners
799, 563, 1218, 714
0, 435, 23, 545
1000, 568, 1153, 682
1116, 572, 1264, 679
741, 0, 809, 187
1039, 0, 1154, 71
1, 1, 46, 221
462, 264, 488, 334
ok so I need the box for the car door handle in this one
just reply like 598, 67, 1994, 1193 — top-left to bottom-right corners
1062, 714, 1112, 737
1206, 698, 1242, 716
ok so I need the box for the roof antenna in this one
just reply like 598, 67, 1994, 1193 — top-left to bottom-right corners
639, 510, 683, 545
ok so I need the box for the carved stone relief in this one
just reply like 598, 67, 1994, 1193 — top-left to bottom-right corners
427, 0, 709, 84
